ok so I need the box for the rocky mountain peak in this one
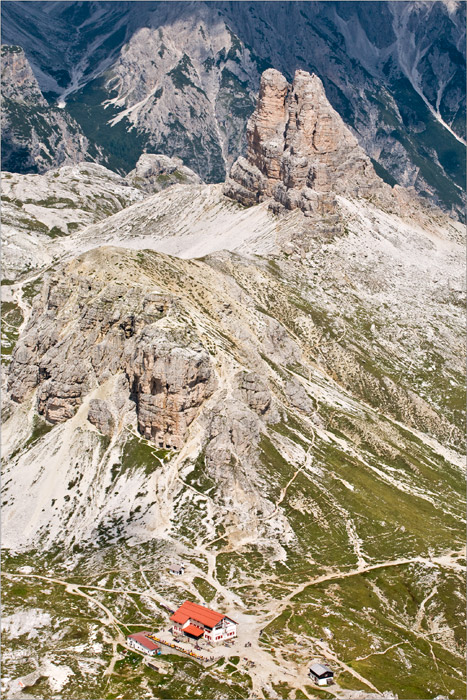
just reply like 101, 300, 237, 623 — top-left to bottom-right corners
246, 68, 289, 181
225, 68, 383, 214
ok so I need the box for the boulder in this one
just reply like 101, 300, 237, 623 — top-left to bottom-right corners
87, 399, 115, 436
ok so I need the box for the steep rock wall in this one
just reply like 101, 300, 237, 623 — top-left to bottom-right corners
225, 68, 384, 215
7, 269, 216, 449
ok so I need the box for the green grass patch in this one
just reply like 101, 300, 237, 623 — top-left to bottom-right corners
184, 450, 216, 495
1, 300, 23, 359
112, 433, 167, 480
192, 576, 217, 603
22, 277, 43, 300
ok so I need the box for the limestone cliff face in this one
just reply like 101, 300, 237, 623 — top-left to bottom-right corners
1, 45, 95, 173
246, 69, 289, 186
7, 263, 216, 448
225, 69, 383, 215
126, 334, 216, 449
1, 45, 48, 106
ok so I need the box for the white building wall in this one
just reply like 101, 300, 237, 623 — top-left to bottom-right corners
209, 621, 237, 642
174, 618, 237, 643
127, 638, 156, 656
311, 675, 332, 686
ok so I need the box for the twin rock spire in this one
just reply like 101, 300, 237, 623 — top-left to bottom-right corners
225, 69, 382, 216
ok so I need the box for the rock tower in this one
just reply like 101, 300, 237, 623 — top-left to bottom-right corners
224, 69, 382, 215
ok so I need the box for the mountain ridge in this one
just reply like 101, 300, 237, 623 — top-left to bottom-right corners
1, 10, 466, 700
1, 45, 97, 173
2, 0, 465, 216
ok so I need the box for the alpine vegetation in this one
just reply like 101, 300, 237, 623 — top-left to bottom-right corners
1, 3, 465, 699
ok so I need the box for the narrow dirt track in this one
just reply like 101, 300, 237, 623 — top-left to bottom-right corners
3, 547, 464, 699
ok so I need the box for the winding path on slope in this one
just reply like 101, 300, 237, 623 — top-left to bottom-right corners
4, 547, 464, 698
266, 548, 465, 617
2, 569, 378, 695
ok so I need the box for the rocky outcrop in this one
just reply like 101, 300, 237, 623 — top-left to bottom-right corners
126, 153, 202, 194
1, 45, 47, 106
1, 45, 95, 173
88, 399, 115, 436
284, 378, 314, 414
126, 335, 216, 449
1, 163, 144, 281
37, 367, 89, 424
7, 258, 216, 446
246, 69, 289, 185
224, 69, 383, 215
235, 371, 272, 415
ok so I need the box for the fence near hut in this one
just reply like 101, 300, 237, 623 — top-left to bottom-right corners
146, 634, 214, 663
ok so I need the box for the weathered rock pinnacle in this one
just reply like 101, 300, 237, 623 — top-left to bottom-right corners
224, 68, 382, 214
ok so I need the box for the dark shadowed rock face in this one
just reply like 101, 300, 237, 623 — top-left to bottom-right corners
224, 69, 383, 215
1, 45, 94, 173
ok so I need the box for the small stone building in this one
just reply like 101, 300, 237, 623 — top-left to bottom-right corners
309, 663, 334, 686
169, 563, 185, 575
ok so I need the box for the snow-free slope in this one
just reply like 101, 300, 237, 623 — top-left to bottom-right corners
63, 183, 298, 260
2, 182, 465, 697
3, 228, 465, 698
2, 1, 465, 215
1, 49, 466, 698
1, 162, 144, 280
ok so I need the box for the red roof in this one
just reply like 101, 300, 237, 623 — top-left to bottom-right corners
171, 609, 189, 625
183, 624, 204, 637
170, 600, 226, 628
127, 632, 160, 651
